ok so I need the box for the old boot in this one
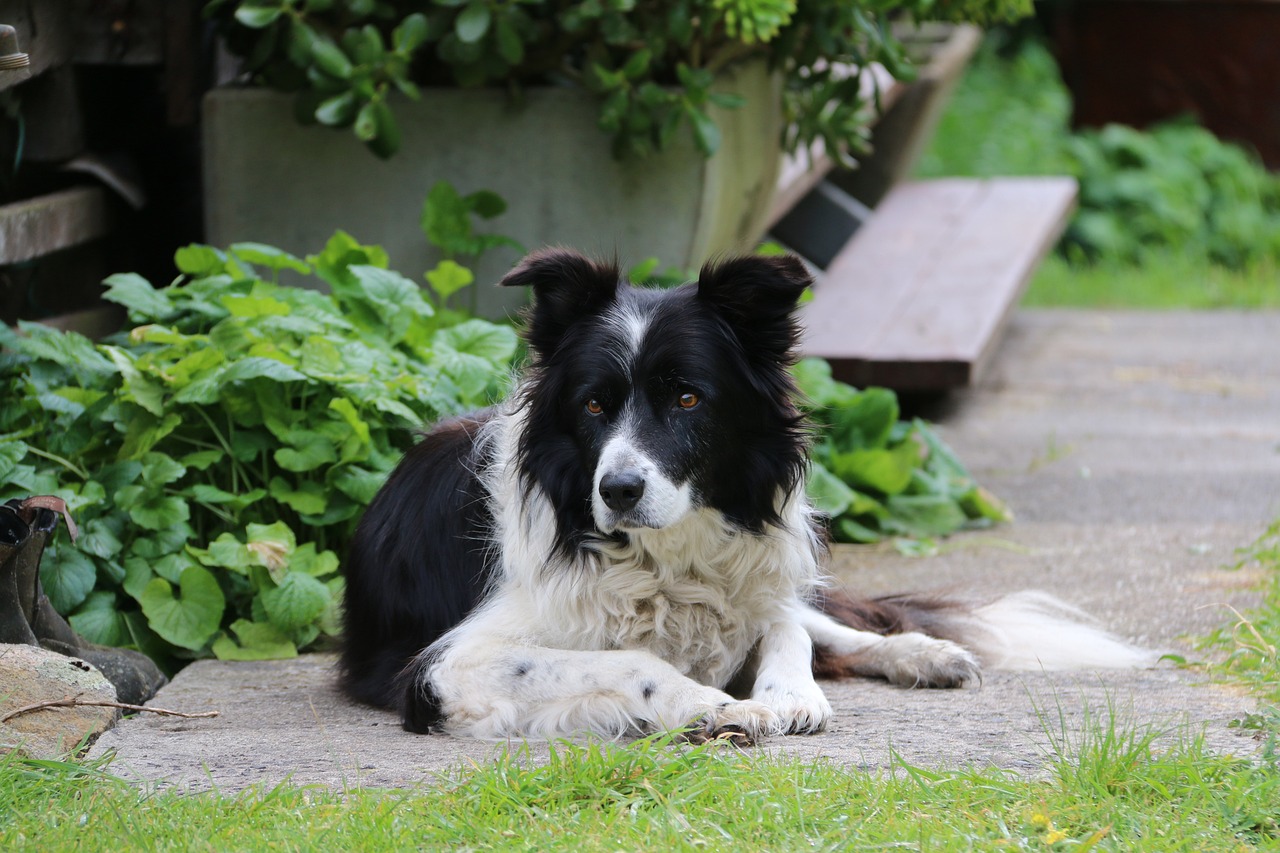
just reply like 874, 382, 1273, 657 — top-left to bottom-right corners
3, 497, 168, 705
0, 504, 39, 645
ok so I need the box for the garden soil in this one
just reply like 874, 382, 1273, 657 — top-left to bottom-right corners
89, 309, 1280, 791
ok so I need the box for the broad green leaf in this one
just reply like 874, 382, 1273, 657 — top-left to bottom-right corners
69, 592, 131, 647
261, 571, 331, 632
425, 259, 475, 300
434, 319, 518, 362
246, 521, 297, 582
269, 476, 328, 515
141, 452, 187, 487
212, 619, 298, 661
883, 494, 969, 538
829, 387, 898, 450
332, 465, 385, 503
221, 357, 309, 384
831, 440, 919, 496
290, 543, 340, 578
102, 273, 173, 320
393, 12, 428, 52
138, 564, 226, 651
79, 519, 124, 561
174, 244, 226, 276
805, 463, 856, 518
315, 90, 358, 125
127, 493, 190, 531
118, 412, 183, 459
274, 432, 339, 472
221, 294, 291, 318
230, 243, 310, 274
40, 543, 97, 613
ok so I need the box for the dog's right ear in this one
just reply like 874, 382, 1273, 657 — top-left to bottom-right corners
500, 248, 620, 357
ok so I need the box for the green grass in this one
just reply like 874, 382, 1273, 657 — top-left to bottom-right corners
2, 724, 1277, 851
5, 522, 1280, 851
1025, 254, 1280, 309
1198, 518, 1280, 705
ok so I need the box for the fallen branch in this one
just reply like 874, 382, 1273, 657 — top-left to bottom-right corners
2, 695, 220, 724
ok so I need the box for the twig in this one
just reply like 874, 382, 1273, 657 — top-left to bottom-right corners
2, 695, 220, 724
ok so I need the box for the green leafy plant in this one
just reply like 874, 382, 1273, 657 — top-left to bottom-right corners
205, 0, 1031, 159
794, 358, 1009, 545
1064, 121, 1280, 268
0, 236, 517, 668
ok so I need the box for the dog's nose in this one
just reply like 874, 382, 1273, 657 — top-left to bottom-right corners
599, 471, 645, 512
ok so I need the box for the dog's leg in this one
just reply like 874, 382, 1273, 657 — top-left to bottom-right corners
417, 639, 780, 742
799, 605, 981, 688
749, 617, 832, 733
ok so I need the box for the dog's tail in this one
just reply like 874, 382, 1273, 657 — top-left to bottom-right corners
813, 588, 1160, 677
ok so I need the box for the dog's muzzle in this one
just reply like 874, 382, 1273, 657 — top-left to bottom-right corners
598, 469, 645, 513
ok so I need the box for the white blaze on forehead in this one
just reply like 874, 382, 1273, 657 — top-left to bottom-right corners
600, 301, 651, 364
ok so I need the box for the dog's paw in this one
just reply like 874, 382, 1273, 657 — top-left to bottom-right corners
684, 700, 778, 746
878, 633, 981, 688
752, 680, 832, 734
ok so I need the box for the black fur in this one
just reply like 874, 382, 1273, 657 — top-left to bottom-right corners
338, 250, 816, 731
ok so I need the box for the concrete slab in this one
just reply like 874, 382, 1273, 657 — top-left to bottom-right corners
89, 310, 1280, 790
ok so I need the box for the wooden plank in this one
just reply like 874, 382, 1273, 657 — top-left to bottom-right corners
800, 177, 1078, 390
0, 187, 112, 263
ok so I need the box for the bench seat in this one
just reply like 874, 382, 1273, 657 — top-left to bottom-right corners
799, 176, 1078, 391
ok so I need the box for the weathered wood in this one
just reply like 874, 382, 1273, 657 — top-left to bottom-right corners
0, 187, 112, 264
800, 177, 1078, 391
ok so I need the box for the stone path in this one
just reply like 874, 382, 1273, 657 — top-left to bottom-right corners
89, 310, 1280, 791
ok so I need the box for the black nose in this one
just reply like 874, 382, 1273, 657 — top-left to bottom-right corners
599, 471, 645, 512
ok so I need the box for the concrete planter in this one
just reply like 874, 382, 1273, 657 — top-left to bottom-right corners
203, 62, 783, 317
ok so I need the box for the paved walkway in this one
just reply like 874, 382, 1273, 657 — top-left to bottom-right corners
89, 310, 1280, 791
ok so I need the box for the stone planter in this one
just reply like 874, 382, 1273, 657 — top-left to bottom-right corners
203, 62, 783, 318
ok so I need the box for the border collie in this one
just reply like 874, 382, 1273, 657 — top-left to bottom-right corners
339, 249, 1152, 742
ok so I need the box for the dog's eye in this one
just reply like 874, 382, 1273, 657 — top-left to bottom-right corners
676, 392, 700, 410
585, 399, 604, 416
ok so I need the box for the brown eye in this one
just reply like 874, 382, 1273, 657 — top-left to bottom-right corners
585, 399, 604, 415
677, 392, 700, 410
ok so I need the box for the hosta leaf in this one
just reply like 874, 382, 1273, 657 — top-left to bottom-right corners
269, 476, 328, 515
273, 432, 338, 472
212, 619, 298, 661
805, 463, 855, 518
246, 521, 296, 582
69, 592, 131, 647
39, 543, 96, 613
883, 494, 969, 538
127, 493, 190, 531
138, 564, 225, 651
102, 273, 173, 320
261, 571, 331, 632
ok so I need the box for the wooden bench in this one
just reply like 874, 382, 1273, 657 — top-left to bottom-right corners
797, 177, 1077, 391
765, 24, 1078, 391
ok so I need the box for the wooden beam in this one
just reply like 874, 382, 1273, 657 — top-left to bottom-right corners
0, 187, 112, 264
800, 177, 1078, 391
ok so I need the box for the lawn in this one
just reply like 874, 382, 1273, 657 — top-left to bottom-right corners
5, 28, 1280, 853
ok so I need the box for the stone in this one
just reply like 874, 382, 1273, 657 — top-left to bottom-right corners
0, 643, 119, 758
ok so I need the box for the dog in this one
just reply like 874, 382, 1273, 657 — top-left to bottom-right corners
338, 249, 1153, 742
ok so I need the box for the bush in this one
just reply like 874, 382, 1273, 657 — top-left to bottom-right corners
0, 235, 516, 668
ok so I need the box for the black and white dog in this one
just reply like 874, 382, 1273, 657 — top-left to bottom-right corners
339, 249, 1151, 742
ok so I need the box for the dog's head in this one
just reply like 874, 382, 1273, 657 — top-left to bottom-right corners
502, 248, 812, 549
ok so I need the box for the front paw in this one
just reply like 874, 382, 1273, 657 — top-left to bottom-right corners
879, 633, 981, 688
752, 680, 832, 734
684, 700, 779, 746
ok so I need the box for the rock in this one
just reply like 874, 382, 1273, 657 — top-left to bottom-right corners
0, 643, 119, 758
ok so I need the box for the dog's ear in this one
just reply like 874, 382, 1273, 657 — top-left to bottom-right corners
501, 248, 620, 357
695, 254, 812, 360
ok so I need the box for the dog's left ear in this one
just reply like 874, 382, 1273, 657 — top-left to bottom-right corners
501, 248, 621, 357
696, 254, 813, 359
